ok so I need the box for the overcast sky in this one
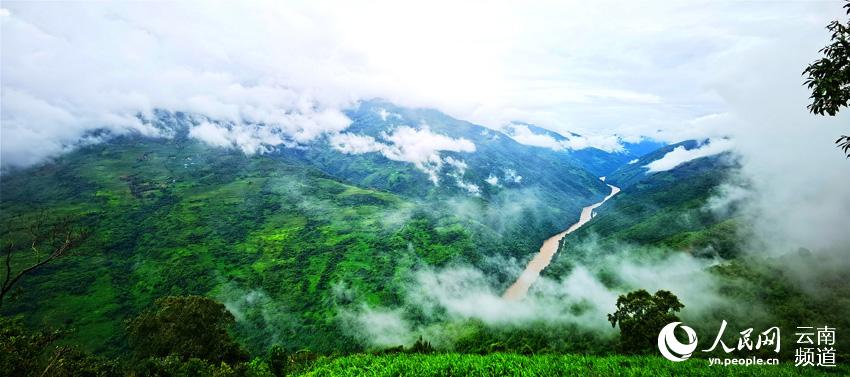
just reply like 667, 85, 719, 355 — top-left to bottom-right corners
0, 1, 848, 168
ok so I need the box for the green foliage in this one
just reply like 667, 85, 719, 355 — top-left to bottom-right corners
125, 295, 248, 364
0, 316, 122, 377
0, 135, 522, 354
39, 347, 123, 377
292, 353, 848, 376
266, 346, 319, 377
836, 135, 850, 157
548, 151, 739, 270
1, 214, 90, 310
450, 320, 615, 355
0, 316, 59, 376
408, 336, 434, 354
0, 102, 620, 357
1, 108, 846, 377
244, 358, 275, 377
311, 100, 610, 212
804, 1, 850, 157
708, 251, 850, 358
133, 356, 242, 377
804, 0, 850, 117
607, 290, 684, 354
658, 219, 744, 259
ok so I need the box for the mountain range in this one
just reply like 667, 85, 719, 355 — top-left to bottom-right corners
1, 100, 723, 355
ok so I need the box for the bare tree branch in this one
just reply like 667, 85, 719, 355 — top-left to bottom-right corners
0, 214, 89, 309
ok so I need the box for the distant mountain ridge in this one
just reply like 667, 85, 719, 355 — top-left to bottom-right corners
117, 101, 658, 206
0, 98, 739, 357
277, 100, 617, 226
499, 119, 666, 176
78, 100, 665, 242
605, 140, 702, 188
543, 141, 741, 277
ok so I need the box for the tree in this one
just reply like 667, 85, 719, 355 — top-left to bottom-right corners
1, 214, 89, 309
266, 346, 318, 377
803, 0, 850, 157
607, 289, 684, 354
0, 316, 59, 376
125, 295, 249, 364
0, 316, 121, 377
408, 336, 435, 354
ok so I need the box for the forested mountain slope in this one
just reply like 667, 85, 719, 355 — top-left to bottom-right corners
570, 152, 740, 254
285, 100, 610, 214
0, 103, 631, 356
0, 134, 559, 354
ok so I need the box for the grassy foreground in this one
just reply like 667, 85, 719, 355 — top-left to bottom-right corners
294, 353, 848, 377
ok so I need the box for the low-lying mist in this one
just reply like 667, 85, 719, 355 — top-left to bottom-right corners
704, 28, 850, 285
336, 238, 737, 350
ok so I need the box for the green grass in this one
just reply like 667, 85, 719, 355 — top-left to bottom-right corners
294, 353, 848, 377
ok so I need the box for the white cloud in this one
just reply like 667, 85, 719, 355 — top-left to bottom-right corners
0, 2, 357, 168
329, 126, 475, 184
381, 126, 476, 185
703, 29, 850, 255
444, 157, 480, 195
504, 123, 624, 153
564, 134, 624, 153
504, 124, 567, 150
376, 108, 401, 122
504, 168, 523, 184
644, 138, 733, 173
328, 132, 385, 155
442, 156, 468, 174
627, 158, 639, 165
2, 1, 849, 255
455, 180, 481, 196
485, 174, 500, 186
381, 126, 475, 166
343, 247, 730, 348
186, 120, 306, 155
188, 122, 233, 149
339, 305, 414, 348
3, 1, 843, 169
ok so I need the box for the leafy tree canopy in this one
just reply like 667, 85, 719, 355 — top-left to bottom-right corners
125, 295, 249, 364
607, 289, 684, 354
804, 1, 850, 116
804, 0, 850, 157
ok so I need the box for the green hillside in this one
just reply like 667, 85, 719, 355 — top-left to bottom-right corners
293, 353, 847, 377
604, 140, 702, 189
0, 133, 561, 355
566, 152, 740, 255
2, 123, 847, 375
542, 152, 850, 363
288, 100, 610, 214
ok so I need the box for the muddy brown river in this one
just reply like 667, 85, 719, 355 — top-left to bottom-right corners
502, 181, 620, 300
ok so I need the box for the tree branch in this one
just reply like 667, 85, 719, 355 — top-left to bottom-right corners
0, 215, 88, 309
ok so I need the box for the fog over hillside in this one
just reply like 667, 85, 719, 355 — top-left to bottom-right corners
4, 1, 848, 246
2, 2, 845, 163
1, 1, 849, 371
